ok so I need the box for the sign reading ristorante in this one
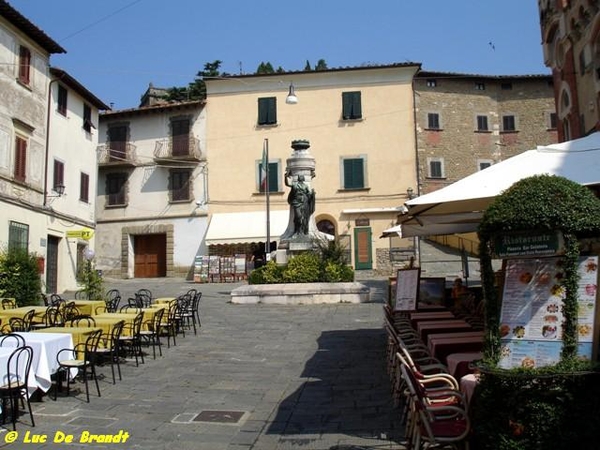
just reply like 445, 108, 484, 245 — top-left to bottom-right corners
494, 231, 564, 258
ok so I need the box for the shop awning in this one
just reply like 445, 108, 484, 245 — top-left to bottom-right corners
205, 210, 290, 245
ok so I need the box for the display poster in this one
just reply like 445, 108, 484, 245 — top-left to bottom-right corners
498, 256, 598, 369
394, 268, 420, 311
418, 277, 446, 309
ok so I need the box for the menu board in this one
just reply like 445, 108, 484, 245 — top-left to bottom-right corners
394, 268, 420, 311
498, 256, 598, 369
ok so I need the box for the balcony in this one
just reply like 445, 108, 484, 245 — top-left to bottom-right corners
97, 143, 137, 169
153, 136, 204, 164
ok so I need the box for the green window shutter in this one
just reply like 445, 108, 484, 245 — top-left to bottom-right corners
258, 97, 277, 125
343, 158, 364, 189
259, 162, 278, 193
342, 91, 362, 120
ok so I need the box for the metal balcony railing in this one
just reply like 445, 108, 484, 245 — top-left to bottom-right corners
97, 142, 138, 166
153, 136, 203, 162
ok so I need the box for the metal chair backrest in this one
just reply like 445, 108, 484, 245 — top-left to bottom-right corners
5, 345, 33, 391
0, 333, 26, 348
70, 315, 96, 328
1, 298, 16, 310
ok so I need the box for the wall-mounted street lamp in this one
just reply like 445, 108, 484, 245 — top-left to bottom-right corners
47, 184, 65, 198
285, 83, 298, 105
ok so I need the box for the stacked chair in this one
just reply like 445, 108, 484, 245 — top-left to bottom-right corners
383, 304, 471, 449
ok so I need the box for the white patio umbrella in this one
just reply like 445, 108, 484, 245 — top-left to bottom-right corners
382, 132, 600, 238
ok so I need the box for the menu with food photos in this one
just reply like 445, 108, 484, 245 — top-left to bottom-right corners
498, 256, 598, 369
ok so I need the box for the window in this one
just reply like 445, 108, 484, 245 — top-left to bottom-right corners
342, 91, 362, 120
14, 135, 27, 182
427, 157, 445, 178
8, 221, 28, 252
171, 118, 190, 156
478, 159, 493, 171
80, 172, 89, 203
258, 97, 277, 125
426, 79, 437, 87
427, 113, 441, 130
83, 104, 92, 132
169, 169, 191, 202
342, 157, 366, 189
18, 46, 31, 85
106, 173, 127, 206
501, 82, 513, 90
502, 115, 516, 132
476, 115, 489, 131
57, 85, 67, 116
108, 125, 128, 161
53, 159, 64, 192
549, 112, 558, 129
475, 82, 485, 91
258, 161, 279, 193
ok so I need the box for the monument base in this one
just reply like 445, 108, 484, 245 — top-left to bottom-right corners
230, 282, 370, 304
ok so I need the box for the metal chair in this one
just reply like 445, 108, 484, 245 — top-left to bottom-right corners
140, 308, 164, 359
93, 320, 125, 384
0, 346, 35, 430
55, 329, 103, 403
30, 306, 63, 330
118, 312, 145, 366
8, 309, 36, 332
1, 298, 17, 310
0, 333, 26, 348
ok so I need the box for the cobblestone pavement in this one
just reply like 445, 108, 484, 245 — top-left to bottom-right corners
2, 277, 406, 450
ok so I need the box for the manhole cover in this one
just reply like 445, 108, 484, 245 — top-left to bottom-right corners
193, 410, 245, 424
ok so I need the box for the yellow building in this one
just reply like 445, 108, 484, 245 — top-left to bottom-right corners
204, 63, 420, 273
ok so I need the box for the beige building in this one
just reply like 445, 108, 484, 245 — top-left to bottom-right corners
539, 0, 600, 139
204, 64, 420, 274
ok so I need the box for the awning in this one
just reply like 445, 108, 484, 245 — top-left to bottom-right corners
205, 210, 290, 245
386, 132, 600, 238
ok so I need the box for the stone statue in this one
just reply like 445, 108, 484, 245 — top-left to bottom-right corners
285, 172, 315, 236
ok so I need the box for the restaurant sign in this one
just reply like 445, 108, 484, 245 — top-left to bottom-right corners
494, 231, 564, 259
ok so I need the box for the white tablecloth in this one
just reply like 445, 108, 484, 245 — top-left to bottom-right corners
13, 332, 74, 394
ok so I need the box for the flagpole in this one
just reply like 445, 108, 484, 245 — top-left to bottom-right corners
264, 138, 271, 261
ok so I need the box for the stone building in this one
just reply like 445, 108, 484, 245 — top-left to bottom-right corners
538, 0, 600, 140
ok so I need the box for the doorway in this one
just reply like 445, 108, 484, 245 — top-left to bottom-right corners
134, 234, 167, 278
46, 235, 60, 293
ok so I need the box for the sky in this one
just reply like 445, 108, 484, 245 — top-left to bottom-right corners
8, 0, 549, 110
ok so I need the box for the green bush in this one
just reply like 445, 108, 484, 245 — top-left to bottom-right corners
79, 260, 104, 300
322, 261, 354, 282
0, 249, 42, 307
248, 238, 354, 284
282, 252, 322, 283
248, 261, 284, 284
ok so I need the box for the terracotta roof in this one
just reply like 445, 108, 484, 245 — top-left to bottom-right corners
416, 70, 552, 80
50, 67, 110, 110
0, 1, 65, 54
100, 100, 205, 119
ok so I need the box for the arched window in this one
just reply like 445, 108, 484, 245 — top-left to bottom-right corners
317, 219, 335, 237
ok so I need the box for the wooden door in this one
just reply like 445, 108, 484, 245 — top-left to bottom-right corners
134, 234, 166, 278
354, 227, 372, 270
46, 236, 59, 293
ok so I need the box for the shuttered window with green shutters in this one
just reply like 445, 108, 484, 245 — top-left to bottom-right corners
259, 161, 279, 193
258, 97, 277, 125
342, 91, 362, 120
343, 158, 365, 189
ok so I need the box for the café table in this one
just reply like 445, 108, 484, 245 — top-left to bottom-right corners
67, 317, 126, 337
409, 311, 456, 328
416, 319, 473, 342
93, 312, 142, 335
0, 306, 47, 324
428, 334, 484, 364
68, 300, 106, 316
13, 331, 74, 394
446, 351, 483, 380
154, 297, 176, 305
34, 326, 101, 352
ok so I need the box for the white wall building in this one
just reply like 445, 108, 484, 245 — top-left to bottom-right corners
0, 3, 108, 294
96, 100, 208, 279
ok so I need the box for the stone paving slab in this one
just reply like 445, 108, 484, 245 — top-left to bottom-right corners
2, 278, 405, 450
